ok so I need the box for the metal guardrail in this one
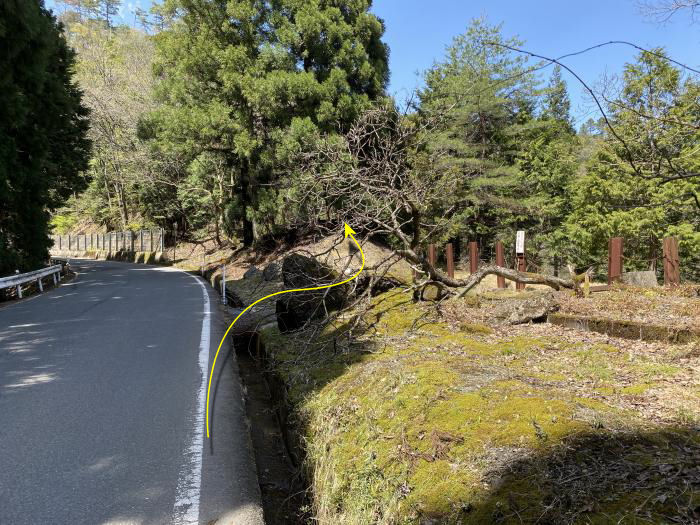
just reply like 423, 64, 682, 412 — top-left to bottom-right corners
0, 264, 64, 299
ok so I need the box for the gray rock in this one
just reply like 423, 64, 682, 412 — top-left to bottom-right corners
243, 266, 262, 279
276, 253, 347, 332
491, 292, 560, 325
621, 270, 659, 287
262, 261, 282, 281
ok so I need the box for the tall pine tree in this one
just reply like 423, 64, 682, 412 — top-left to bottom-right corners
542, 65, 573, 132
417, 19, 539, 248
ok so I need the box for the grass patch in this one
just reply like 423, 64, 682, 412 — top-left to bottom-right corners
258, 290, 699, 524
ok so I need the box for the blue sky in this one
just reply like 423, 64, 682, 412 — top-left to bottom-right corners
47, 0, 700, 125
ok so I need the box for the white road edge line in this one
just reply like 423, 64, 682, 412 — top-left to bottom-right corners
173, 272, 210, 524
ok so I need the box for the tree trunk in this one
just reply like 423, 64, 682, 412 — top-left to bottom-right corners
240, 161, 254, 247
396, 248, 580, 297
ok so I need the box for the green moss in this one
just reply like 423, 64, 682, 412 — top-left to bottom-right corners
621, 383, 653, 395
633, 361, 682, 378
458, 322, 492, 335
578, 359, 612, 382
257, 290, 696, 525
407, 460, 475, 518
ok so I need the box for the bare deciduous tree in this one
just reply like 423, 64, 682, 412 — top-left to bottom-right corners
639, 0, 700, 22
293, 102, 582, 297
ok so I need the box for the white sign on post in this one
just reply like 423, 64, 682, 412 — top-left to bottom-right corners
515, 231, 525, 255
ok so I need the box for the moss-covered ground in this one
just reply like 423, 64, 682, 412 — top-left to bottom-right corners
259, 289, 700, 524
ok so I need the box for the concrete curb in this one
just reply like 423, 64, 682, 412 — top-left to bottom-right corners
197, 272, 265, 525
548, 312, 700, 343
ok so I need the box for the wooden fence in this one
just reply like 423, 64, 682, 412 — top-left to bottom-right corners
426, 233, 683, 289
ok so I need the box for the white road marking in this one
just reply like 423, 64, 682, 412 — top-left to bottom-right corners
173, 273, 211, 524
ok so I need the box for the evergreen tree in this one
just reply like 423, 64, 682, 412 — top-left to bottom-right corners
0, 0, 91, 275
147, 0, 389, 245
98, 0, 121, 28
542, 65, 573, 132
563, 51, 700, 279
417, 19, 539, 248
515, 65, 577, 271
55, 0, 100, 21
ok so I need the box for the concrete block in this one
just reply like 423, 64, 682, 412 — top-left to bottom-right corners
621, 271, 659, 287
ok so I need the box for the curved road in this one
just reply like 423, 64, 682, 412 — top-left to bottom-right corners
0, 260, 263, 524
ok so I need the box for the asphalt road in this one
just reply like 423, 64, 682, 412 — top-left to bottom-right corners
0, 259, 264, 525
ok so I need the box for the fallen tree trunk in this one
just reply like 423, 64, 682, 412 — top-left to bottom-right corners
453, 264, 578, 297
396, 248, 580, 297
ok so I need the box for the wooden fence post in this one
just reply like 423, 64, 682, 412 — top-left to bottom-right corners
469, 241, 479, 274
608, 237, 624, 285
495, 241, 506, 289
428, 244, 437, 267
663, 236, 680, 286
446, 243, 455, 278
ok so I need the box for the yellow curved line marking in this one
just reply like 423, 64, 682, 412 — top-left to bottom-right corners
206, 224, 364, 439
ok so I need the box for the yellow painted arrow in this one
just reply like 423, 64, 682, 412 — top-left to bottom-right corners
206, 223, 364, 439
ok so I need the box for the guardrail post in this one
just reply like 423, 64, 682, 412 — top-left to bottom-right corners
14, 270, 22, 298
53, 273, 57, 285
221, 265, 227, 305
37, 277, 43, 292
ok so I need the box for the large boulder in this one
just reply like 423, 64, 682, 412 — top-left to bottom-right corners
491, 291, 560, 325
224, 269, 284, 336
243, 265, 262, 279
262, 260, 282, 281
276, 253, 347, 332
292, 236, 414, 289
226, 271, 284, 309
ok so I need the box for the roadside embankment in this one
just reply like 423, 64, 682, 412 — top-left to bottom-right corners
252, 288, 699, 524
